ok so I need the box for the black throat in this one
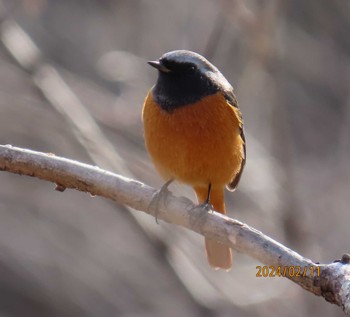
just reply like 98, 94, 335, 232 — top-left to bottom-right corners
152, 71, 219, 112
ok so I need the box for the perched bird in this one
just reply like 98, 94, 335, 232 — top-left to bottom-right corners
142, 50, 245, 270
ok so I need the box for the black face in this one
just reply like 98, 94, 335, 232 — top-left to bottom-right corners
161, 59, 197, 74
151, 58, 219, 112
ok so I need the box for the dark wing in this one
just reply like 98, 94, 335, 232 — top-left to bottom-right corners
224, 90, 246, 192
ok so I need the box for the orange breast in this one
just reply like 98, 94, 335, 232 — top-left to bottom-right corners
142, 91, 244, 188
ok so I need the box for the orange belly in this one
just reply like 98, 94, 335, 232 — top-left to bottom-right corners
142, 91, 244, 189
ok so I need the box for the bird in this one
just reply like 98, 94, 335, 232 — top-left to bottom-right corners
142, 50, 246, 270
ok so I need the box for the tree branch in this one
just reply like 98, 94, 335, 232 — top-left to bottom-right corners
0, 144, 349, 315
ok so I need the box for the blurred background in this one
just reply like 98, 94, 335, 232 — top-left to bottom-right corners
0, 0, 349, 316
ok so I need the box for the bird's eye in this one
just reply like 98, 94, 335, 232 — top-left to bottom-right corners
188, 65, 196, 72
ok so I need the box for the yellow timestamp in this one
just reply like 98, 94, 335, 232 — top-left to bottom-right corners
256, 265, 321, 278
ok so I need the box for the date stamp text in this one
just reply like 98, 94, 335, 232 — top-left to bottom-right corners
256, 265, 321, 278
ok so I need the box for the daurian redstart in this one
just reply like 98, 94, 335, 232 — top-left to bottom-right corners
142, 50, 246, 270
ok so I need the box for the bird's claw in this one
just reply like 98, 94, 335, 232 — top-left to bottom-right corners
148, 179, 174, 224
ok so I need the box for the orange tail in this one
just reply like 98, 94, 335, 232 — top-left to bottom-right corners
194, 186, 232, 270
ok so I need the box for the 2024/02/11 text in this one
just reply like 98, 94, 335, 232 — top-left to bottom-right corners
256, 265, 321, 278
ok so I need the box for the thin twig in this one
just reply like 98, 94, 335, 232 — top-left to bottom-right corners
0, 144, 349, 315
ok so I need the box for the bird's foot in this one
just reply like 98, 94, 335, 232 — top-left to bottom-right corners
148, 179, 174, 224
189, 201, 213, 229
194, 201, 213, 213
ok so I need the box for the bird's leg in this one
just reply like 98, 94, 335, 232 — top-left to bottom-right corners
148, 179, 174, 224
197, 183, 213, 212
189, 183, 213, 229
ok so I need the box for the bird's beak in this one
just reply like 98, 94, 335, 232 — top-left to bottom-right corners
148, 60, 171, 73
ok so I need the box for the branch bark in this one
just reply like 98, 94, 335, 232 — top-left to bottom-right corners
0, 144, 349, 315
